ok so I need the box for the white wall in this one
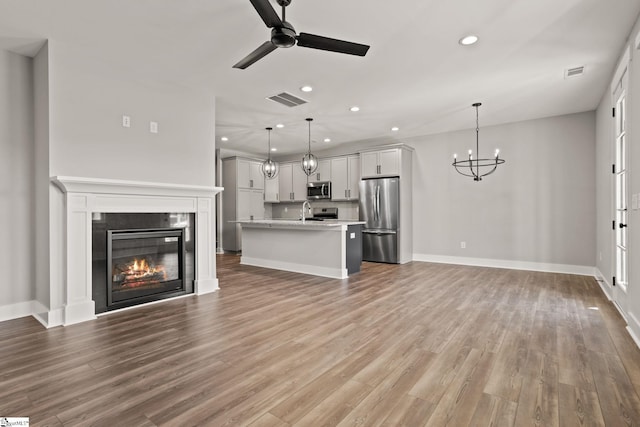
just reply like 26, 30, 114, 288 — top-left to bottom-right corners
0, 49, 35, 314
410, 112, 596, 271
47, 43, 215, 185
596, 14, 640, 343
34, 43, 51, 313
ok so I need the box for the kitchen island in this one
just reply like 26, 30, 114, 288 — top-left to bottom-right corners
237, 219, 364, 279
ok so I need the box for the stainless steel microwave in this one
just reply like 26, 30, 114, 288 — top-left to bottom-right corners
307, 181, 331, 199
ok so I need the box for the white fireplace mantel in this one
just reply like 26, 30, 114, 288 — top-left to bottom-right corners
46, 176, 223, 326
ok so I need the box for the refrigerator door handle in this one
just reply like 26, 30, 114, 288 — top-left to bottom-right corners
362, 229, 397, 235
375, 185, 380, 221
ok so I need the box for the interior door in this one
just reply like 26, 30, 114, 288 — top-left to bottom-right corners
613, 64, 629, 311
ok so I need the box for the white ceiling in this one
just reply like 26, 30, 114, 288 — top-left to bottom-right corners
1, 0, 639, 156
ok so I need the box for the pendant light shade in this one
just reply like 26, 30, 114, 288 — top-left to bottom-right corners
301, 117, 318, 176
452, 102, 505, 181
261, 127, 279, 179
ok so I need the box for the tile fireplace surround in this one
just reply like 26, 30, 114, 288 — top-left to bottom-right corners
42, 176, 223, 327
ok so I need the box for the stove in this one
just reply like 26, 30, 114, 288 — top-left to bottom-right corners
309, 207, 338, 221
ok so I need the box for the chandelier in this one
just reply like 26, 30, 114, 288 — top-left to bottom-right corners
261, 127, 279, 179
301, 117, 318, 176
452, 102, 505, 181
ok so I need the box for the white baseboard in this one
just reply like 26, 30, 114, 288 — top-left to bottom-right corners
412, 253, 596, 276
626, 312, 640, 350
594, 268, 613, 300
196, 278, 220, 295
0, 300, 41, 323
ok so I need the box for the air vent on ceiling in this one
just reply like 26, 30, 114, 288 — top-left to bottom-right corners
267, 92, 308, 107
565, 66, 585, 78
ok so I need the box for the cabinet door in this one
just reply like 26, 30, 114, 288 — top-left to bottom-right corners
249, 161, 264, 190
330, 157, 349, 201
292, 163, 309, 201
237, 159, 252, 188
264, 175, 280, 202
250, 190, 265, 219
361, 152, 379, 178
313, 159, 331, 182
279, 163, 293, 201
237, 188, 252, 219
347, 155, 360, 199
378, 149, 400, 176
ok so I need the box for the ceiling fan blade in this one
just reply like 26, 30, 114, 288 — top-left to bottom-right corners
296, 33, 370, 57
233, 41, 277, 69
249, 0, 282, 28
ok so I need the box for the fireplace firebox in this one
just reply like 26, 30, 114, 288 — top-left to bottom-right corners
92, 213, 196, 313
107, 228, 185, 309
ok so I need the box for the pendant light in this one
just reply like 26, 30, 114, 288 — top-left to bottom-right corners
301, 117, 318, 176
452, 102, 505, 181
261, 127, 279, 179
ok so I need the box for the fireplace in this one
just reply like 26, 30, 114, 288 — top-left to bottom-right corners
92, 213, 196, 313
45, 177, 222, 327
108, 228, 186, 310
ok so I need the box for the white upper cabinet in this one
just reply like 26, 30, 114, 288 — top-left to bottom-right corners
279, 162, 309, 202
237, 159, 264, 190
331, 155, 360, 201
360, 148, 400, 178
311, 159, 331, 182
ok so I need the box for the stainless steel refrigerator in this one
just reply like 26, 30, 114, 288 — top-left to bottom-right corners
359, 177, 399, 263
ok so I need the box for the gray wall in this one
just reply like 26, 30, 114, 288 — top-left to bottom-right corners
0, 49, 35, 308
410, 111, 596, 268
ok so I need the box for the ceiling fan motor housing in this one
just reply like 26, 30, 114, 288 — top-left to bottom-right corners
271, 22, 296, 48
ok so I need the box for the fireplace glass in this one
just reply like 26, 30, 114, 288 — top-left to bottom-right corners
108, 229, 185, 306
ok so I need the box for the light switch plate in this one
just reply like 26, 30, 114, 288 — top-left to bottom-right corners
350, 232, 355, 239
150, 121, 158, 133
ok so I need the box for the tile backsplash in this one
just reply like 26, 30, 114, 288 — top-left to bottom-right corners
269, 200, 359, 220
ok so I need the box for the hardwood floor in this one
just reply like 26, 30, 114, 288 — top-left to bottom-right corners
2, 255, 640, 426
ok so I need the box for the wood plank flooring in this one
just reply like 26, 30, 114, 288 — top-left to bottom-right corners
2, 255, 640, 426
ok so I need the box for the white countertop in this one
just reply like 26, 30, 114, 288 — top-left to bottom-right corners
236, 219, 365, 230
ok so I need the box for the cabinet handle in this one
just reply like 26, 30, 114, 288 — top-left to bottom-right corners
250, 179, 253, 188
276, 193, 279, 201
317, 173, 320, 181
345, 189, 348, 198
348, 189, 351, 198
250, 215, 254, 220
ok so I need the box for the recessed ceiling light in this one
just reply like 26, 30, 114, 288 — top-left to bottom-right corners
459, 35, 478, 46
350, 106, 360, 112
324, 138, 331, 143
391, 127, 399, 132
300, 85, 313, 92
271, 147, 277, 152
220, 136, 228, 142
276, 123, 284, 128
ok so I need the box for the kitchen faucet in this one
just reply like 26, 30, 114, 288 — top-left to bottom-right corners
301, 200, 311, 223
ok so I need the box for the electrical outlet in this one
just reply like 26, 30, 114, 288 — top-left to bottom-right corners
460, 241, 466, 249
150, 121, 158, 134
122, 115, 131, 128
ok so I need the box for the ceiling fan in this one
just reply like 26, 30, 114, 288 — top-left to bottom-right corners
233, 0, 370, 69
